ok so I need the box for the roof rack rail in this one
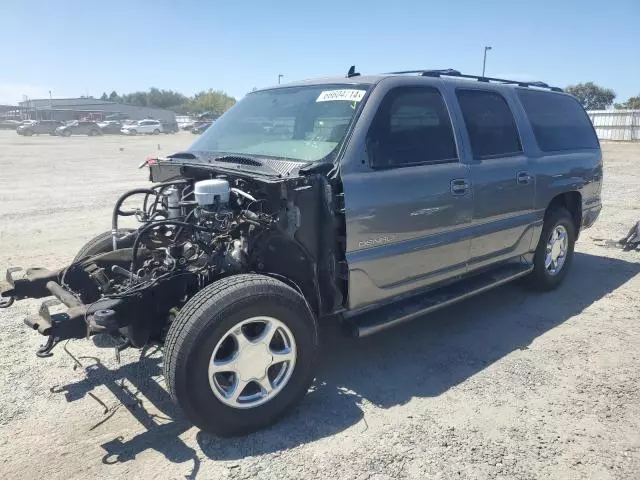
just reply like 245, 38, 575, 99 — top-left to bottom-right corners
386, 68, 563, 92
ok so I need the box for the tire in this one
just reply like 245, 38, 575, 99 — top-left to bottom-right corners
88, 129, 100, 136
129, 129, 137, 136
73, 229, 136, 262
153, 129, 160, 135
62, 129, 71, 137
24, 130, 33, 136
164, 274, 318, 436
527, 207, 576, 291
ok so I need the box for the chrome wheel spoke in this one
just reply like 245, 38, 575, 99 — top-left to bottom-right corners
257, 375, 273, 394
229, 378, 249, 402
231, 327, 252, 351
208, 316, 297, 409
258, 322, 278, 347
544, 224, 569, 276
271, 348, 295, 365
211, 358, 236, 374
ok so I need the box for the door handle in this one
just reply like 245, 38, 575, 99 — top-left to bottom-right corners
450, 179, 470, 196
517, 171, 532, 185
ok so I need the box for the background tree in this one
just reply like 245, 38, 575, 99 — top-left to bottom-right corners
187, 89, 236, 116
614, 95, 640, 110
100, 92, 108, 101
100, 87, 237, 115
566, 82, 616, 110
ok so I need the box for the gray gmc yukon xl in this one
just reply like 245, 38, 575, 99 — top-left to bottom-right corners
0, 68, 602, 436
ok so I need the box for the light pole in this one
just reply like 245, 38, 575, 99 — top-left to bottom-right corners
482, 46, 492, 77
278, 74, 284, 85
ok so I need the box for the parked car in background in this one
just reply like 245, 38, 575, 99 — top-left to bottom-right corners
160, 120, 179, 134
16, 120, 63, 136
55, 121, 102, 137
97, 120, 123, 135
121, 119, 163, 135
0, 119, 22, 130
191, 121, 212, 134
104, 113, 130, 121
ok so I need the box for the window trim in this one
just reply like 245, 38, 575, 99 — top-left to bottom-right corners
367, 86, 460, 170
455, 87, 524, 160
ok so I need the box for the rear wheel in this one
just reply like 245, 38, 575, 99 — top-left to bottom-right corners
153, 129, 160, 135
528, 207, 576, 291
129, 129, 137, 136
62, 129, 71, 137
164, 274, 318, 436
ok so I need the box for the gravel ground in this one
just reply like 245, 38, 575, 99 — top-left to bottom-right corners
0, 131, 638, 479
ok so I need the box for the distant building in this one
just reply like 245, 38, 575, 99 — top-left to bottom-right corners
16, 98, 177, 122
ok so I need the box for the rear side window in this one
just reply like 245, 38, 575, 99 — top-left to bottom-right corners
367, 87, 458, 167
456, 89, 522, 158
517, 90, 599, 151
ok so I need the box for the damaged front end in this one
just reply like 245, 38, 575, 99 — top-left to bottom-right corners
1, 246, 198, 356
1, 158, 345, 358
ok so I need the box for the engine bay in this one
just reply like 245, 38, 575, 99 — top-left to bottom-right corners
103, 176, 277, 299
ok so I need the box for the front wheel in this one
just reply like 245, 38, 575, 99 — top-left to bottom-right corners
164, 274, 318, 436
153, 129, 160, 135
528, 207, 576, 291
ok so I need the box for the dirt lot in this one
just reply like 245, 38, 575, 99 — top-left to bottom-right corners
0, 130, 638, 479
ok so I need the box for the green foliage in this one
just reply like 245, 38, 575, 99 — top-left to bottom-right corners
103, 87, 235, 115
565, 82, 616, 110
186, 89, 236, 116
100, 92, 108, 101
614, 95, 640, 110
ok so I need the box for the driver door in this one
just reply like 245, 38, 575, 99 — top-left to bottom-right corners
342, 86, 473, 310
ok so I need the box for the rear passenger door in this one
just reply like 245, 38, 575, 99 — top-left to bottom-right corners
454, 89, 536, 270
343, 86, 473, 309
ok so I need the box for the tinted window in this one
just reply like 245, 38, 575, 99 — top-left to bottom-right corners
456, 90, 522, 158
517, 90, 599, 151
367, 87, 457, 167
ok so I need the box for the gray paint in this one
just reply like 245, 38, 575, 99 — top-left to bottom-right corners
334, 75, 602, 310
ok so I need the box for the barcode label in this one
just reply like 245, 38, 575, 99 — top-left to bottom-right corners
316, 89, 366, 102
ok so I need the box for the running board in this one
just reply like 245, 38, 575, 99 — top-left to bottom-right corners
347, 263, 533, 338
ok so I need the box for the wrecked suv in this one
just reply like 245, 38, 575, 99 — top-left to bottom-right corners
1, 68, 602, 436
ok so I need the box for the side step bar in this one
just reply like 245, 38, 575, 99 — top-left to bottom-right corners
347, 262, 533, 338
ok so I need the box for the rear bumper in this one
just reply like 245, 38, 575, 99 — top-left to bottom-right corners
582, 204, 602, 230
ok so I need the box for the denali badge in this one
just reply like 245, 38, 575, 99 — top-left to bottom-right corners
358, 235, 396, 249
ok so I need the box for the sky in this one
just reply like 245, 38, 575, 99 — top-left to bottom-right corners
1, 0, 639, 104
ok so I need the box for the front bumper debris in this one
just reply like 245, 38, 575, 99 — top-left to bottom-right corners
2, 266, 129, 356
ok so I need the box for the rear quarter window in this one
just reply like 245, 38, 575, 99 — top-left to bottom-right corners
517, 90, 599, 152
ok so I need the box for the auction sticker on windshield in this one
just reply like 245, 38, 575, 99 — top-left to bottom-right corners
316, 89, 366, 102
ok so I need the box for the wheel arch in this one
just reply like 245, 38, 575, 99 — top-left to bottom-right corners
546, 191, 582, 238
255, 234, 321, 316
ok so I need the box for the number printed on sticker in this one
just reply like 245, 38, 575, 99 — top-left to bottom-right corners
316, 89, 366, 102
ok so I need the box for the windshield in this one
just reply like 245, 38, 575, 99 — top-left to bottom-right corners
188, 85, 369, 162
